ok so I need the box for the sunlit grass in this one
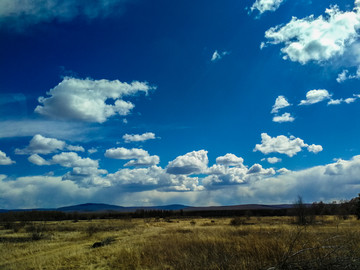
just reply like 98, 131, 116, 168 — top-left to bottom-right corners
1, 216, 360, 269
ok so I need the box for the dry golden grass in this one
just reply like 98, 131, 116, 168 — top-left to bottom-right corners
1, 216, 360, 269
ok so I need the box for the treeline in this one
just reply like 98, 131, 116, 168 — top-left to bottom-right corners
1, 195, 359, 222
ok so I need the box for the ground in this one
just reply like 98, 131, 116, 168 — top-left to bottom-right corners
1, 216, 360, 269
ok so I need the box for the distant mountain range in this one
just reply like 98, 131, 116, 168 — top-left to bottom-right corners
0, 203, 295, 213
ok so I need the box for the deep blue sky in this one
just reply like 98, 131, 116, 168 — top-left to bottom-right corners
1, 0, 360, 208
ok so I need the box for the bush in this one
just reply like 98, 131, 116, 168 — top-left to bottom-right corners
230, 217, 247, 226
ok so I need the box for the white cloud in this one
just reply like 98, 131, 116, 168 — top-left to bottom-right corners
264, 2, 360, 64
307, 144, 323, 154
4, 153, 360, 208
337, 66, 360, 83
15, 134, 85, 155
166, 150, 209, 175
254, 133, 323, 157
0, 0, 129, 30
204, 166, 248, 186
88, 148, 98, 154
62, 166, 109, 187
105, 147, 159, 167
216, 153, 244, 167
16, 134, 66, 155
272, 112, 295, 123
51, 152, 98, 168
28, 154, 50, 166
247, 163, 275, 175
66, 145, 85, 152
35, 77, 153, 123
0, 150, 15, 165
328, 96, 358, 105
211, 50, 230, 62
0, 120, 96, 141
277, 167, 291, 174
328, 99, 343, 105
345, 97, 357, 103
105, 165, 203, 191
204, 161, 275, 187
105, 147, 149, 160
123, 132, 156, 143
250, 0, 285, 15
267, 157, 282, 164
271, 95, 291, 114
124, 155, 160, 167
299, 89, 331, 105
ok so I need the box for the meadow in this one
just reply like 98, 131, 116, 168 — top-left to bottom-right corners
1, 215, 360, 270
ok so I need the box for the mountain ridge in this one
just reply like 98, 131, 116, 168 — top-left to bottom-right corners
0, 203, 296, 213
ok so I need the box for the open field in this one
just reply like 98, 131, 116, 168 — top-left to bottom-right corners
1, 216, 360, 270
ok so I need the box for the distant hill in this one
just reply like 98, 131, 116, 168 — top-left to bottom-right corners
0, 203, 296, 213
57, 203, 189, 212
184, 204, 293, 212
57, 203, 125, 212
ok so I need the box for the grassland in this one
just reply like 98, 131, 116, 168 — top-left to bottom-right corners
1, 216, 360, 269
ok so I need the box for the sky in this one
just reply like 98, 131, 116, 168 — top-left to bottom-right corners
1, 0, 360, 209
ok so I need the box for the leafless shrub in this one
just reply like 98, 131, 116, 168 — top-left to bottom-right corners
230, 217, 247, 226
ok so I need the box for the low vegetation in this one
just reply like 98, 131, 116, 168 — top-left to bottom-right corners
1, 215, 360, 269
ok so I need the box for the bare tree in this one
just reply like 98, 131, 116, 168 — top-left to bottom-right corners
293, 195, 307, 225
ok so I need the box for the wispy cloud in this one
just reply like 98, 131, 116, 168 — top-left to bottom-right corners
211, 50, 230, 62
0, 0, 130, 30
0, 120, 98, 141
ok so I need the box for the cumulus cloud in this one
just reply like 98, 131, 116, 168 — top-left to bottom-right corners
35, 77, 153, 123
204, 161, 275, 187
266, 157, 282, 164
88, 148, 98, 154
211, 50, 230, 62
328, 95, 358, 105
51, 152, 98, 168
254, 133, 323, 157
0, 150, 15, 165
66, 145, 85, 152
4, 152, 360, 208
250, 0, 285, 15
204, 166, 249, 186
264, 2, 360, 64
166, 150, 209, 175
0, 0, 129, 30
216, 153, 244, 167
105, 147, 159, 167
124, 155, 160, 167
105, 147, 149, 160
307, 144, 323, 154
272, 112, 295, 123
105, 165, 203, 192
277, 167, 291, 174
271, 95, 291, 114
28, 154, 50, 166
299, 89, 332, 105
123, 132, 156, 143
16, 134, 65, 155
15, 134, 85, 155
